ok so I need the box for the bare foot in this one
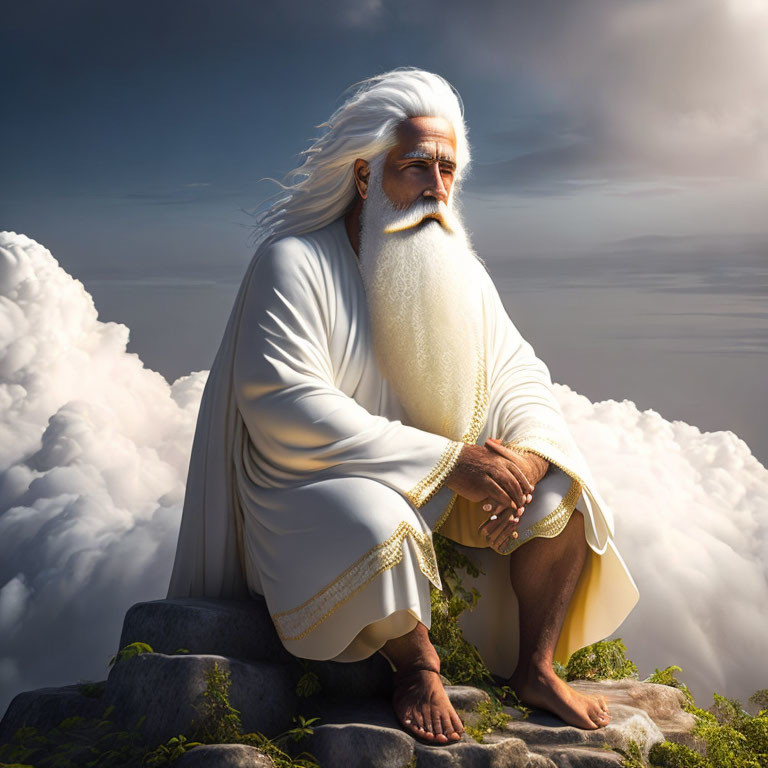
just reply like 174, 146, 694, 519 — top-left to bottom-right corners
392, 666, 465, 744
509, 665, 611, 730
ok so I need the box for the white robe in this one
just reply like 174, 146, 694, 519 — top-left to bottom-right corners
167, 215, 639, 676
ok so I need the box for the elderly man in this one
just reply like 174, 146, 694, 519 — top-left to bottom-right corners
167, 68, 639, 746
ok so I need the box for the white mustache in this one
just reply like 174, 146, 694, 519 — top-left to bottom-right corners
381, 199, 457, 234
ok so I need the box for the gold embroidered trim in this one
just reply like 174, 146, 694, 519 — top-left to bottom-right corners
434, 492, 459, 534
404, 439, 464, 509
271, 520, 440, 641
502, 437, 589, 491
497, 477, 582, 555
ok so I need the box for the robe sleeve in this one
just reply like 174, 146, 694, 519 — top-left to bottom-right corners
232, 236, 464, 509
477, 263, 615, 549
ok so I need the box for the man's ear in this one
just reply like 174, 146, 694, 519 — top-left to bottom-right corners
353, 159, 370, 200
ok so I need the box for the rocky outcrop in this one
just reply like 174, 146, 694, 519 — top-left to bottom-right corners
0, 597, 697, 767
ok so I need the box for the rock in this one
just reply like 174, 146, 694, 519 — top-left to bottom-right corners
305, 678, 697, 766
119, 597, 393, 701
570, 679, 697, 747
0, 682, 106, 745
502, 704, 665, 765
305, 722, 415, 768
119, 597, 292, 665
531, 745, 622, 767
104, 653, 297, 746
1, 595, 700, 768
447, 686, 491, 711
414, 736, 555, 767
175, 743, 275, 767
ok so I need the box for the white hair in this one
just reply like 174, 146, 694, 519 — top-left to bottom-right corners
248, 67, 471, 252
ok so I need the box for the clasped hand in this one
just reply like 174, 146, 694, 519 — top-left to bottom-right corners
444, 437, 550, 554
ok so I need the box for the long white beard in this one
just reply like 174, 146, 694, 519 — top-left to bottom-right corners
358, 171, 484, 441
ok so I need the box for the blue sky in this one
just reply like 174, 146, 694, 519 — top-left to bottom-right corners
2, 0, 766, 463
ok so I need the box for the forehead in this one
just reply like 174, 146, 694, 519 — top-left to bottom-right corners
392, 116, 457, 160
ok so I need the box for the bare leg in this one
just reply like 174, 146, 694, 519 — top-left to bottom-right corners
506, 509, 611, 729
378, 621, 465, 744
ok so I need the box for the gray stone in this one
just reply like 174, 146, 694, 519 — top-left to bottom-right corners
569, 679, 697, 747
0, 682, 106, 745
175, 744, 275, 767
534, 745, 623, 767
3, 593, 701, 768
447, 685, 491, 711
414, 735, 555, 767
305, 722, 415, 768
119, 597, 292, 665
104, 653, 297, 747
503, 704, 664, 763
118, 597, 395, 701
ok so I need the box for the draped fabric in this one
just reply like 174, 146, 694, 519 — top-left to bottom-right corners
167, 215, 639, 671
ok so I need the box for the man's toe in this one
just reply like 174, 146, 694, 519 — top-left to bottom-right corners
421, 705, 435, 736
450, 710, 464, 737
411, 710, 426, 734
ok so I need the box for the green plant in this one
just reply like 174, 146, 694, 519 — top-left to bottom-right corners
611, 738, 646, 768
166, 661, 322, 768
649, 740, 708, 767
0, 706, 148, 767
463, 696, 512, 743
749, 689, 768, 713
565, 639, 638, 682
143, 734, 204, 765
77, 680, 107, 699
552, 660, 568, 680
429, 534, 496, 693
108, 641, 154, 669
643, 665, 694, 704
190, 662, 242, 744
295, 658, 322, 698
647, 690, 768, 768
689, 693, 768, 768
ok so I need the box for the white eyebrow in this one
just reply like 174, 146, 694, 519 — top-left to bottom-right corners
402, 148, 457, 164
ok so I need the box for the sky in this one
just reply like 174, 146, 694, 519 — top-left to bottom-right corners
1, 0, 767, 717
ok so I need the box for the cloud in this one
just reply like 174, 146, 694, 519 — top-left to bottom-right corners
558, 387, 768, 701
0, 231, 207, 712
0, 230, 766, 715
443, 0, 768, 191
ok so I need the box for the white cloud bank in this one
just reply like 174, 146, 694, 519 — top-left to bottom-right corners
0, 230, 766, 715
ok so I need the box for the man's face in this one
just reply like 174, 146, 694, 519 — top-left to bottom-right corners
380, 116, 458, 210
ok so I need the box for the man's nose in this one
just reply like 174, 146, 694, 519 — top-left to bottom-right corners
422, 164, 448, 204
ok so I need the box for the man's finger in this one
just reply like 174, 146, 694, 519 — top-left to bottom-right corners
485, 440, 535, 494
503, 458, 534, 497
501, 467, 528, 509
482, 476, 514, 510
488, 511, 520, 548
477, 496, 513, 537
